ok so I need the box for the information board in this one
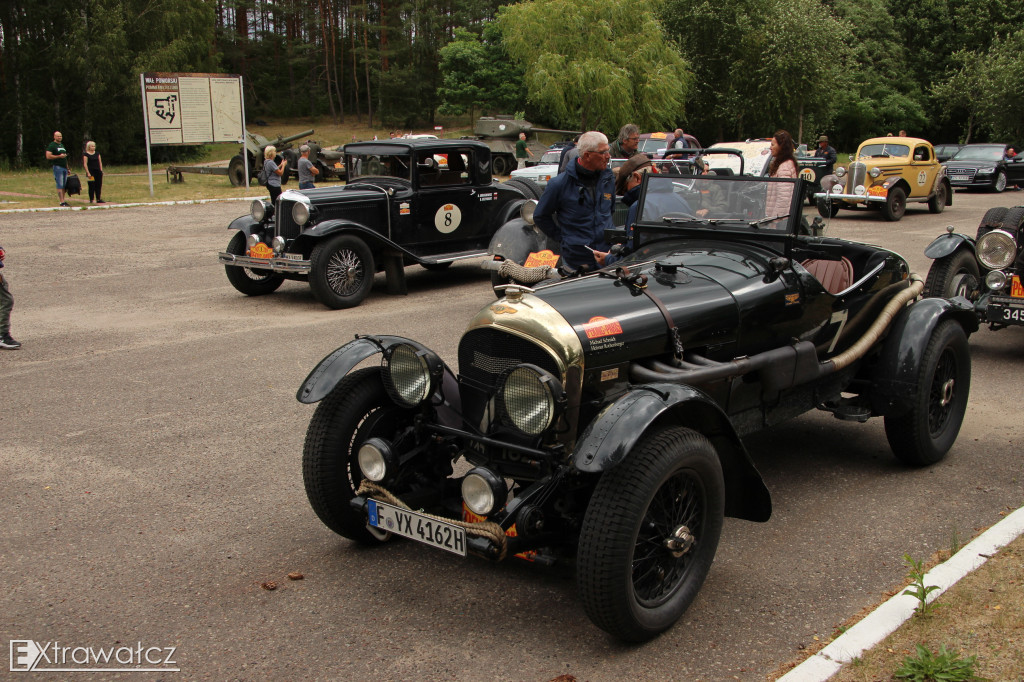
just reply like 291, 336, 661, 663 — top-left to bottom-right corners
142, 72, 244, 145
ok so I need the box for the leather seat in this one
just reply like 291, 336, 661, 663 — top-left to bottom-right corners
801, 257, 854, 295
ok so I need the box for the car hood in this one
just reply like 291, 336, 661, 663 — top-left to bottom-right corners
293, 183, 396, 205
484, 247, 761, 367
943, 159, 1001, 169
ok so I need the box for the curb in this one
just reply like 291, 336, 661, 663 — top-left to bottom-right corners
0, 196, 254, 214
778, 505, 1024, 681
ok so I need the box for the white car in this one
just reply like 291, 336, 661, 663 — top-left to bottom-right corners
703, 139, 772, 176
510, 163, 559, 187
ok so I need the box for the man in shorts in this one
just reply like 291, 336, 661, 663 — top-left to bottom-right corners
46, 131, 71, 207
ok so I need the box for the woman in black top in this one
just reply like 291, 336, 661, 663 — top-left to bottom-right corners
82, 141, 105, 204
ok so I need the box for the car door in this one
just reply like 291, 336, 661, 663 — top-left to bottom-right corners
1004, 154, 1024, 186
412, 149, 494, 256
910, 144, 939, 198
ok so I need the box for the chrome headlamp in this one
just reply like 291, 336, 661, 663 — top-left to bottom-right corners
461, 467, 508, 516
291, 197, 313, 227
869, 167, 882, 178
357, 437, 397, 483
246, 233, 261, 251
977, 229, 1017, 270
835, 167, 847, 178
272, 235, 286, 254
381, 343, 443, 408
520, 199, 537, 226
497, 364, 565, 436
985, 270, 1007, 291
250, 199, 272, 222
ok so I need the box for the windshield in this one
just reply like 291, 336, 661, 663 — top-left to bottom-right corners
346, 151, 412, 181
705, 142, 771, 176
950, 146, 1004, 162
639, 136, 669, 154
857, 143, 910, 159
637, 175, 799, 232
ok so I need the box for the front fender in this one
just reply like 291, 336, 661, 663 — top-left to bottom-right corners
227, 215, 262, 237
870, 297, 978, 416
924, 232, 973, 260
573, 383, 771, 522
487, 219, 558, 262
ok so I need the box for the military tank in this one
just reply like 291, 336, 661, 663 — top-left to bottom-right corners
227, 128, 314, 187
463, 116, 579, 175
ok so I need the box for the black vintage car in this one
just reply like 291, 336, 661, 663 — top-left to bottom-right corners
943, 143, 1024, 192
924, 206, 1024, 330
218, 140, 541, 308
296, 172, 977, 641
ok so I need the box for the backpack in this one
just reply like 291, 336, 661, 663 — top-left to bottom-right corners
257, 164, 270, 186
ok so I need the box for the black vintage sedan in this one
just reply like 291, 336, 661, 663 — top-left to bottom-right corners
943, 143, 1024, 192
218, 140, 541, 308
296, 172, 977, 641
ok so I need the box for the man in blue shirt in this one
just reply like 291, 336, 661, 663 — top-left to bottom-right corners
534, 131, 616, 271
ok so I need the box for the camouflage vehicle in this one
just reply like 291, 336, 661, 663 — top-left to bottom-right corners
463, 116, 579, 176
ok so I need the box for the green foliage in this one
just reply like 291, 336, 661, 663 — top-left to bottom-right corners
904, 554, 943, 616
437, 25, 525, 119
497, 0, 692, 132
894, 644, 982, 682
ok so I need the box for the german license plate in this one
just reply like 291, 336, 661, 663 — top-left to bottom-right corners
284, 252, 304, 261
367, 499, 467, 556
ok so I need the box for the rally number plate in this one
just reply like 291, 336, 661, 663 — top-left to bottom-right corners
367, 499, 467, 556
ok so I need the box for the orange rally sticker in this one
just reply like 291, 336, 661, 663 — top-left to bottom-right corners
1011, 276, 1023, 297
443, 203, 454, 211
868, 185, 888, 197
583, 316, 623, 339
248, 243, 273, 259
785, 293, 800, 305
524, 250, 559, 268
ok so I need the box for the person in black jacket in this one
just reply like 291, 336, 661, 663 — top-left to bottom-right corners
534, 131, 616, 271
82, 141, 106, 204
814, 135, 837, 176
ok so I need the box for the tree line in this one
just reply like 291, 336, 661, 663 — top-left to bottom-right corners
2, 0, 1022, 167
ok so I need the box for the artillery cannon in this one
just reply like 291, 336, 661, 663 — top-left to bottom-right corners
464, 115, 579, 176
227, 128, 315, 187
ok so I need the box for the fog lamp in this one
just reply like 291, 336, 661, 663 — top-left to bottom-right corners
831, 183, 843, 193
977, 229, 1017, 270
461, 467, 507, 516
246, 233, 261, 250
358, 438, 395, 483
272, 235, 286, 254
985, 270, 1007, 291
854, 185, 867, 196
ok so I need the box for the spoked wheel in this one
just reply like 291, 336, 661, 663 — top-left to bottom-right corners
577, 427, 724, 642
923, 249, 980, 300
309, 234, 374, 309
992, 171, 1007, 193
223, 232, 284, 295
303, 367, 417, 544
884, 320, 971, 466
882, 186, 907, 221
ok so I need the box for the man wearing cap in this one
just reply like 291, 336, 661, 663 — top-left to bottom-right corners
814, 135, 837, 176
297, 145, 319, 189
534, 131, 616, 271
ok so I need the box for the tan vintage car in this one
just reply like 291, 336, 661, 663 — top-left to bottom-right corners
815, 136, 952, 221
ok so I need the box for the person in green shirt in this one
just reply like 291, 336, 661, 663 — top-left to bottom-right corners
515, 132, 533, 170
45, 131, 71, 207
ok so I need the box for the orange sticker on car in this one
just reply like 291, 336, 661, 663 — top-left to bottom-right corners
1011, 276, 1023, 298
249, 243, 273, 259
583, 316, 623, 339
524, 250, 559, 268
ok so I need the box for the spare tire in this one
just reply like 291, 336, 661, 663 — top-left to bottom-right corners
504, 177, 543, 200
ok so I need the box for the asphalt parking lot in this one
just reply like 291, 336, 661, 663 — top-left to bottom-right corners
2, 191, 1022, 680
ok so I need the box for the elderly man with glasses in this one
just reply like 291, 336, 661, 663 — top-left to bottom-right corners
533, 131, 617, 271
609, 123, 641, 159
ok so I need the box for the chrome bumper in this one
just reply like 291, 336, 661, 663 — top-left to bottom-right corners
218, 252, 311, 274
813, 192, 886, 203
